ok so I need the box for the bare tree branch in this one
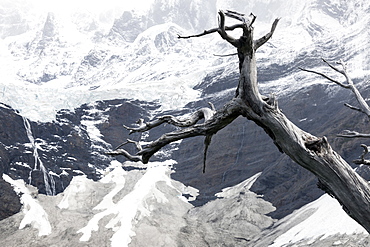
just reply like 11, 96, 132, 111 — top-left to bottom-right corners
300, 59, 370, 118
344, 103, 368, 114
136, 99, 243, 164
322, 58, 345, 75
338, 130, 370, 138
353, 144, 370, 165
106, 10, 370, 232
114, 139, 142, 151
124, 105, 215, 134
177, 12, 244, 42
177, 24, 243, 39
213, 53, 238, 57
106, 149, 142, 162
302, 59, 370, 168
217, 10, 240, 48
109, 99, 243, 164
254, 18, 280, 50
224, 10, 247, 23
106, 139, 143, 162
298, 67, 350, 88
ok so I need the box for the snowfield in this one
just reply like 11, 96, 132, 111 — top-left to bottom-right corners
2, 167, 368, 246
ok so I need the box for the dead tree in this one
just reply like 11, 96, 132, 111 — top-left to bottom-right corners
106, 10, 370, 233
300, 59, 370, 165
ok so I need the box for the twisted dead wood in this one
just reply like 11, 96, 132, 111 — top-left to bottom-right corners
107, 10, 370, 233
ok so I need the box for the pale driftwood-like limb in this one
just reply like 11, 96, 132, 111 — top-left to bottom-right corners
338, 130, 370, 138
353, 144, 370, 166
137, 99, 243, 164
240, 83, 370, 233
254, 18, 280, 50
124, 105, 215, 134
106, 139, 143, 162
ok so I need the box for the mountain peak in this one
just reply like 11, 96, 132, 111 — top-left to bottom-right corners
42, 12, 57, 39
109, 11, 153, 42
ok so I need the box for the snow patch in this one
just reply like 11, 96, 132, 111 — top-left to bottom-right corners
77, 159, 179, 247
216, 172, 261, 198
57, 175, 90, 209
3, 174, 52, 236
269, 194, 368, 246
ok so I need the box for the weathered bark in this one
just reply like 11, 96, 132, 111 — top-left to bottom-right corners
107, 10, 370, 233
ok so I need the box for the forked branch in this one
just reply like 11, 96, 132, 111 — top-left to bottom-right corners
254, 18, 280, 50
224, 10, 256, 27
124, 103, 215, 134
302, 59, 370, 168
106, 139, 142, 162
177, 10, 244, 41
300, 59, 370, 117
107, 99, 243, 164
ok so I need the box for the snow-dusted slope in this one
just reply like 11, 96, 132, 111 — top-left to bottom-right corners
0, 160, 198, 247
1, 0, 369, 122
2, 169, 368, 246
254, 194, 368, 246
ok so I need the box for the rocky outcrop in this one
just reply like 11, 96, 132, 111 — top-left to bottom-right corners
0, 178, 21, 221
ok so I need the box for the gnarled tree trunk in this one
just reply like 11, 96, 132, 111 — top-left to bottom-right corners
107, 10, 370, 232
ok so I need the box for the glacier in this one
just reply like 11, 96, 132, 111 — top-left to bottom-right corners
0, 0, 369, 122
0, 0, 370, 246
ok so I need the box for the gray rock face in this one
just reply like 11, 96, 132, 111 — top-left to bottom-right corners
109, 11, 153, 42
178, 174, 276, 246
0, 99, 152, 197
0, 178, 21, 221
42, 13, 57, 39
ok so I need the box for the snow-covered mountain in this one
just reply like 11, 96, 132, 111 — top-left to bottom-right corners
0, 0, 370, 246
